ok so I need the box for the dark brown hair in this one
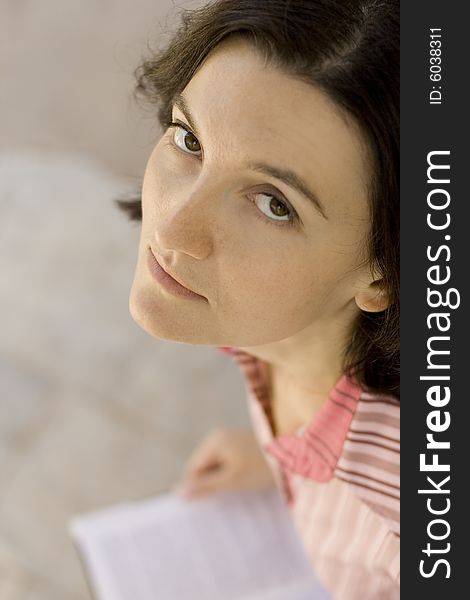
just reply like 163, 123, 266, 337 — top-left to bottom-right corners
116, 0, 399, 397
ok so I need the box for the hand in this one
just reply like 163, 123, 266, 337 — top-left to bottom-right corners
173, 427, 276, 500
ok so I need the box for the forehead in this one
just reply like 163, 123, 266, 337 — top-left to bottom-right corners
179, 39, 372, 222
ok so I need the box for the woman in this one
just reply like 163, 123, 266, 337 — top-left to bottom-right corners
117, 0, 399, 597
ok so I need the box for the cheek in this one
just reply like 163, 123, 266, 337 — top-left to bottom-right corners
141, 139, 181, 219
141, 148, 160, 220
217, 238, 357, 334
219, 247, 321, 325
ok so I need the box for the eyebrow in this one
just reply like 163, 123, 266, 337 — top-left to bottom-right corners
172, 93, 328, 220
247, 162, 327, 219
173, 93, 201, 138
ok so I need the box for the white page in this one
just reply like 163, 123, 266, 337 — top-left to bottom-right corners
70, 486, 330, 600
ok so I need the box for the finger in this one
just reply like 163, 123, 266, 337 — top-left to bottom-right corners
182, 431, 227, 478
174, 461, 220, 494
179, 468, 234, 500
182, 454, 221, 483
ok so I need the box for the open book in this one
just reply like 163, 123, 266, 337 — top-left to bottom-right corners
70, 486, 330, 600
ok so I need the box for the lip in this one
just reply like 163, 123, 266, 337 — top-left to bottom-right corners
147, 247, 205, 300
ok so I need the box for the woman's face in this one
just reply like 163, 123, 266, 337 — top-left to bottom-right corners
129, 39, 374, 347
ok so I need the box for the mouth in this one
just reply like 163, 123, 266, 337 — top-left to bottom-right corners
147, 247, 205, 301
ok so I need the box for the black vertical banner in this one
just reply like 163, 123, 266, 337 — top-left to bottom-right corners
401, 1, 468, 596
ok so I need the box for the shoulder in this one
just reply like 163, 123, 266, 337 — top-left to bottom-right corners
350, 388, 400, 441
335, 387, 400, 536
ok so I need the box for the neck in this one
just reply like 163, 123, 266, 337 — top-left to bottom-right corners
240, 317, 352, 393
238, 312, 356, 432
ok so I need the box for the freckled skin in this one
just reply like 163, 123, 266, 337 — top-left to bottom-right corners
129, 39, 387, 407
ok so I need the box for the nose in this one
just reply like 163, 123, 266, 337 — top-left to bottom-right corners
154, 180, 218, 260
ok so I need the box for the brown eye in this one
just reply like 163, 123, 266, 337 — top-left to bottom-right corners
253, 193, 292, 222
270, 197, 289, 217
183, 131, 200, 152
173, 125, 201, 155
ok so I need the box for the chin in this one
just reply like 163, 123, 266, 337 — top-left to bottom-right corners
128, 287, 211, 345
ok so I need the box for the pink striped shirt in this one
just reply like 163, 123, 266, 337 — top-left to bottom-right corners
219, 347, 400, 599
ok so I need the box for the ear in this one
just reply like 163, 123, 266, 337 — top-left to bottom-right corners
355, 278, 390, 313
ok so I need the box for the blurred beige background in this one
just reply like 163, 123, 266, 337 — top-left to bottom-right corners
0, 1, 250, 598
